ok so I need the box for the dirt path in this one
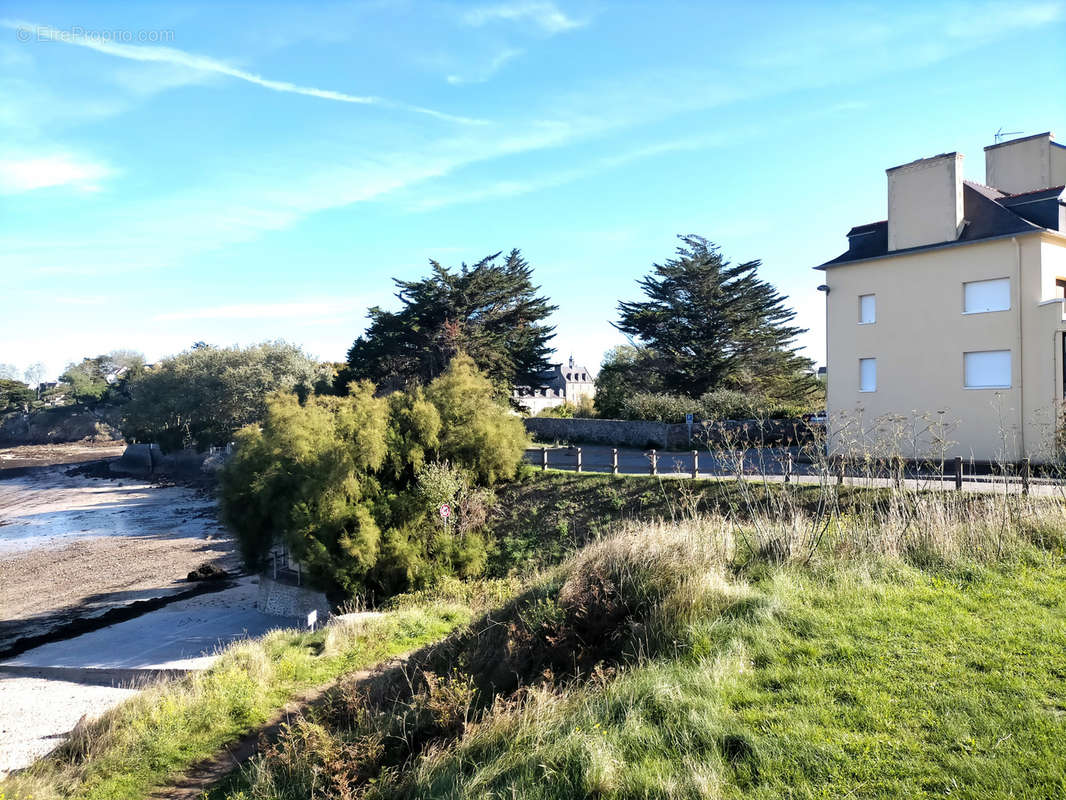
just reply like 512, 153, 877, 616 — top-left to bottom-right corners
148, 657, 404, 800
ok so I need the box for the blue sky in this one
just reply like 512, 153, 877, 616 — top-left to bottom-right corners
2, 1, 1064, 381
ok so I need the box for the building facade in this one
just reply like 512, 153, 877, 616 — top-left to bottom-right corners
512, 356, 596, 415
818, 132, 1066, 463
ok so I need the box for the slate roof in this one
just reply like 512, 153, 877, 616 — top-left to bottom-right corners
817, 181, 1065, 270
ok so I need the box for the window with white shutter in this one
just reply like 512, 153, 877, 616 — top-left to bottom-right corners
964, 350, 1011, 388
859, 358, 877, 392
963, 279, 1010, 314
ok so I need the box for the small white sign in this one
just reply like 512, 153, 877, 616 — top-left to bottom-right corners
306, 609, 318, 630
439, 503, 451, 519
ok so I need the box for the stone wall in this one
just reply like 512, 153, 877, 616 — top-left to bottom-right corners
524, 417, 672, 448
256, 575, 331, 621
683, 419, 815, 448
108, 444, 231, 478
525, 417, 817, 449
109, 443, 163, 477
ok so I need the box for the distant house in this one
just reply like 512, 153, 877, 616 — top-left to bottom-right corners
817, 131, 1066, 463
513, 356, 596, 414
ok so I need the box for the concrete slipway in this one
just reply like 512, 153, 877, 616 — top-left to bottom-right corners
0, 578, 298, 777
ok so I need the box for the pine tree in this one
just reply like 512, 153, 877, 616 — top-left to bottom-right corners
344, 250, 556, 392
613, 235, 816, 400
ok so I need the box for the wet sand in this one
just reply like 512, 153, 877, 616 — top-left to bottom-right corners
0, 446, 250, 777
0, 465, 240, 655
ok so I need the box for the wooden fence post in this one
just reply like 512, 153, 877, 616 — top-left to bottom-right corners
1022, 458, 1031, 495
649, 449, 658, 476
836, 456, 844, 486
691, 450, 698, 479
576, 447, 582, 473
954, 456, 963, 491
784, 453, 792, 484
611, 448, 619, 475
541, 447, 548, 471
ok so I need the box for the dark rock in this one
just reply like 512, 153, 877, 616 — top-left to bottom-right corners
187, 563, 229, 582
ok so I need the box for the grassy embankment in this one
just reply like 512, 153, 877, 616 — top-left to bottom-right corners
0, 607, 469, 800
218, 472, 1066, 799
7, 471, 1066, 799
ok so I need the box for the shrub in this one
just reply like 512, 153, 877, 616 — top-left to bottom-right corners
416, 461, 469, 510
426, 354, 528, 486
534, 395, 596, 419
220, 354, 526, 600
619, 390, 809, 423
219, 382, 389, 597
620, 392, 693, 423
537, 402, 575, 418
697, 389, 758, 420
0, 378, 34, 412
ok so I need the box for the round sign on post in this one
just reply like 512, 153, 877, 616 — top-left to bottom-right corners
439, 503, 451, 520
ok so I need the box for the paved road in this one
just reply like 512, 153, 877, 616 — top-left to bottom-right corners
524, 446, 1066, 497
525, 445, 800, 476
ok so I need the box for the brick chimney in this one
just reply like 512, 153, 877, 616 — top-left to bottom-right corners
886, 152, 965, 251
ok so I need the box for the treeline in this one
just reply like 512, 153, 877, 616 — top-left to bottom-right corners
6, 234, 821, 598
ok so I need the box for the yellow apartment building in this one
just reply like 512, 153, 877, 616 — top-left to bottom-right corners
818, 132, 1066, 463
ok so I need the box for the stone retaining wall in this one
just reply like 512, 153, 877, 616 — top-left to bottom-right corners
524, 417, 672, 448
525, 417, 817, 449
256, 575, 331, 621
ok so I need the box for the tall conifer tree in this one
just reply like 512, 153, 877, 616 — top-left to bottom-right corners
612, 235, 816, 400
344, 250, 556, 392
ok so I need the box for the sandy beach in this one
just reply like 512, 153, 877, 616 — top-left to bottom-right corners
0, 446, 257, 776
0, 462, 240, 654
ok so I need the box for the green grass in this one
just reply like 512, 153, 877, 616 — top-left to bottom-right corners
400, 559, 1066, 799
487, 470, 800, 575
11, 473, 1066, 800
1, 605, 470, 800
487, 469, 1065, 577
219, 503, 1066, 800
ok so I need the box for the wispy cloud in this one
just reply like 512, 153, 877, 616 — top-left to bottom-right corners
0, 119, 608, 276
154, 300, 360, 322
0, 153, 113, 194
945, 0, 1063, 39
1, 20, 487, 125
461, 2, 586, 34
406, 135, 728, 211
53, 295, 108, 305
447, 47, 523, 85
